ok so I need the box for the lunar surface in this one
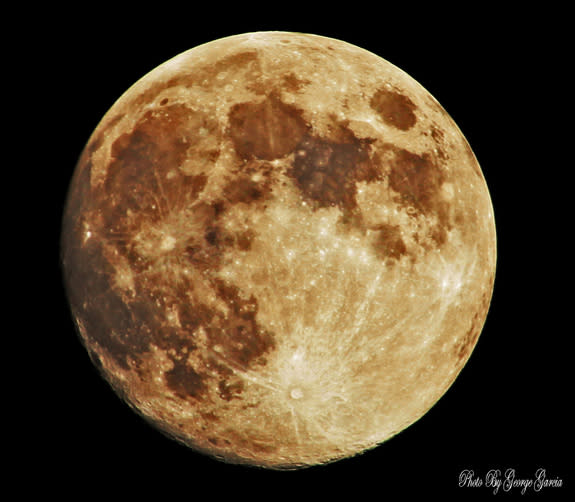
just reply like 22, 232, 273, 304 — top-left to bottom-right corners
61, 32, 496, 469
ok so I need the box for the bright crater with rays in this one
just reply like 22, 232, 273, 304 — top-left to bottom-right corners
61, 32, 496, 469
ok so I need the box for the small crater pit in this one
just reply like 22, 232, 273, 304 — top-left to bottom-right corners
290, 387, 304, 400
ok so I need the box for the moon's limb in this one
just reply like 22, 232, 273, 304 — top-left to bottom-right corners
61, 32, 496, 469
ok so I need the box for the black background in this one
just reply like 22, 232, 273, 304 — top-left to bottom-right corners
24, 3, 569, 499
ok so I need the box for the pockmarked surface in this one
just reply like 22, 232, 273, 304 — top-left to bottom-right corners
62, 32, 496, 469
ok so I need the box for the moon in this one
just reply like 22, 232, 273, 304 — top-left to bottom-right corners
61, 32, 496, 469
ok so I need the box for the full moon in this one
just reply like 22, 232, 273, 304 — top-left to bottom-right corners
61, 32, 496, 469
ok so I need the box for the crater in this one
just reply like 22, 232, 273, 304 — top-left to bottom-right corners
290, 388, 304, 400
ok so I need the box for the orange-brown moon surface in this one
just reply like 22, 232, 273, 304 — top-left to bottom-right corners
61, 32, 496, 469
